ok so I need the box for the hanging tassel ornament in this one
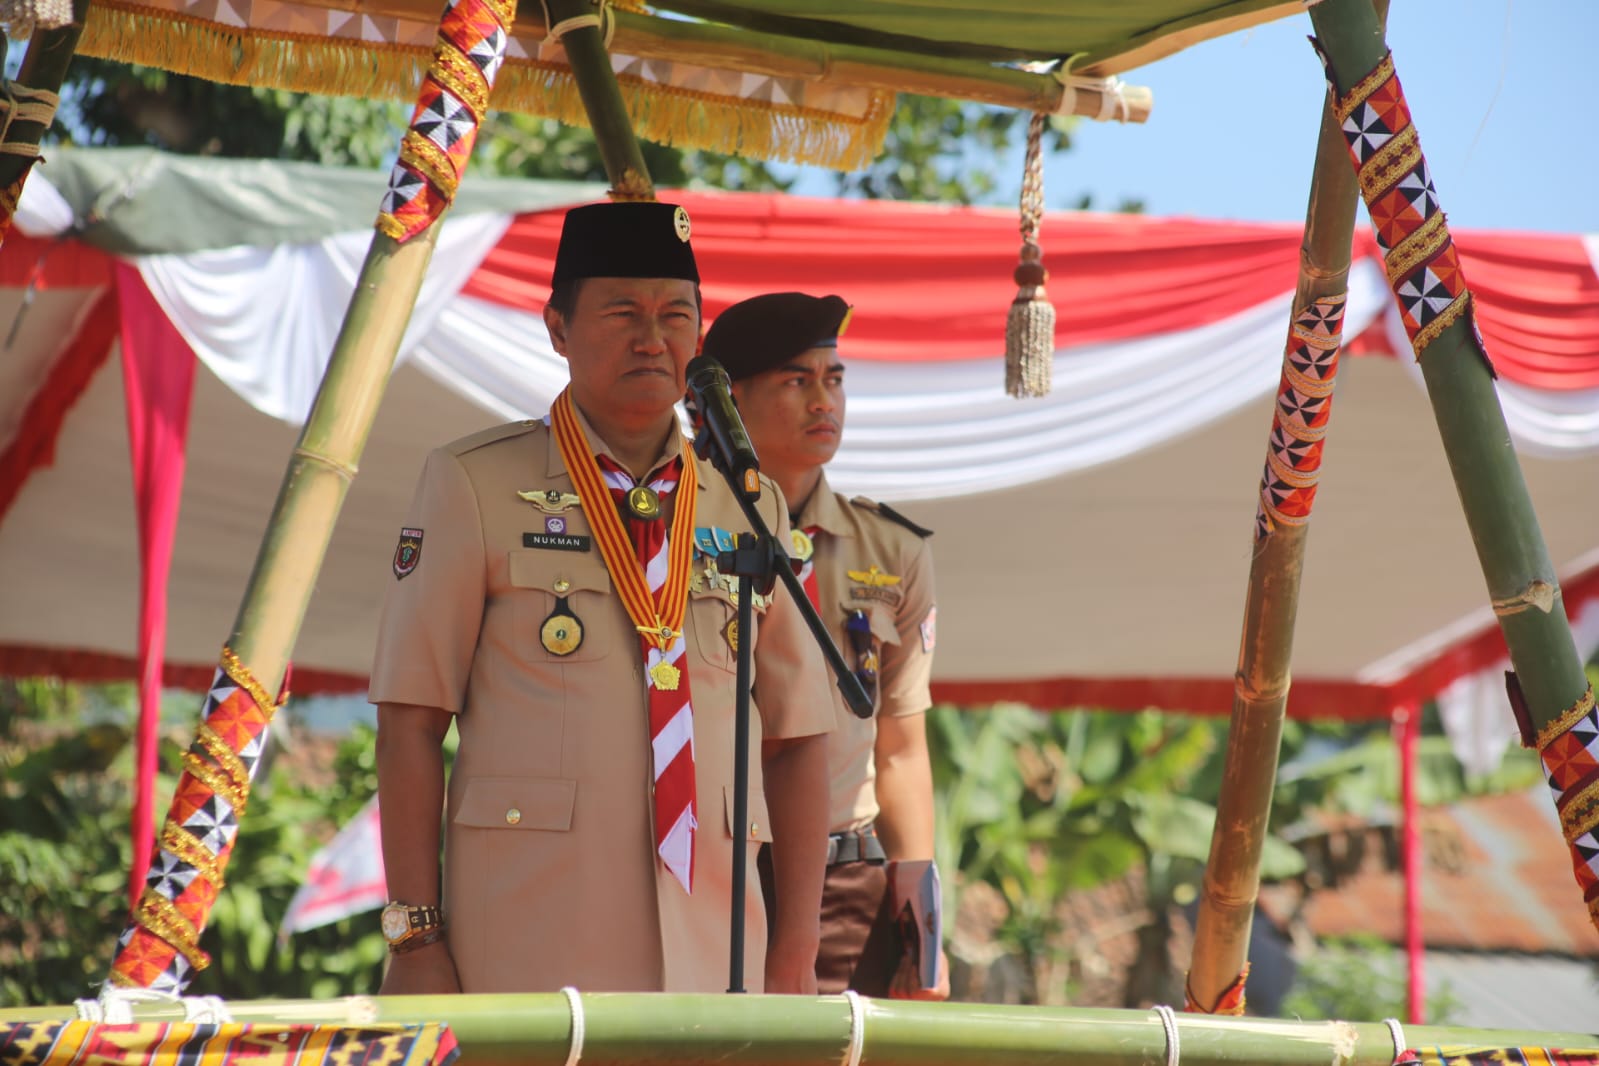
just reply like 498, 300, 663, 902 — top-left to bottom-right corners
1006, 111, 1054, 398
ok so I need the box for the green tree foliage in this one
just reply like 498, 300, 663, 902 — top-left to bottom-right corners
833, 95, 1072, 205
1282, 934, 1461, 1023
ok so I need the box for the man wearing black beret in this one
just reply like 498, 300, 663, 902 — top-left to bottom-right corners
705, 292, 949, 999
371, 207, 834, 997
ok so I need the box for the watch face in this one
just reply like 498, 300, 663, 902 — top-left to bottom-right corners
381, 907, 410, 942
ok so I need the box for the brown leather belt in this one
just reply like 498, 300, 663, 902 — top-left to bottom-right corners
827, 826, 887, 865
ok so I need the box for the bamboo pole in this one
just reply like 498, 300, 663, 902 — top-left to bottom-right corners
5, 994, 1596, 1065
0, 0, 88, 246
1183, 4, 1371, 1010
1305, 2, 1588, 734
545, 0, 654, 198
106, 0, 522, 992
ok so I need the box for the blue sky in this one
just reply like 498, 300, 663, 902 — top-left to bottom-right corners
786, 0, 1599, 235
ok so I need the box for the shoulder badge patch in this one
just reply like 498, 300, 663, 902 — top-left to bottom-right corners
393, 528, 424, 579
920, 604, 937, 653
850, 496, 933, 538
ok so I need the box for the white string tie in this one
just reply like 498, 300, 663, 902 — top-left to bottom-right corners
1152, 1004, 1180, 1066
560, 986, 586, 1066
183, 996, 233, 1024
1051, 72, 1132, 123
76, 987, 220, 1024
1383, 1018, 1408, 1064
842, 990, 867, 1066
542, 0, 614, 47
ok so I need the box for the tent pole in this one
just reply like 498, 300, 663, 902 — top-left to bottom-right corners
0, 0, 87, 248
545, 0, 656, 199
1394, 701, 1425, 1024
1183, 1, 1375, 1012
1307, 0, 1596, 929
105, 0, 520, 991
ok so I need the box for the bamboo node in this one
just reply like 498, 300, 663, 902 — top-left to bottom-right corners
1491, 578, 1559, 617
292, 444, 360, 482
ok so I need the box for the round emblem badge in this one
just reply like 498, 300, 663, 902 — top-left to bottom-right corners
673, 205, 691, 243
789, 527, 814, 562
541, 612, 584, 656
627, 485, 662, 521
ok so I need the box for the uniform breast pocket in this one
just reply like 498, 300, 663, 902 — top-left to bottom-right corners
688, 565, 766, 675
509, 549, 614, 663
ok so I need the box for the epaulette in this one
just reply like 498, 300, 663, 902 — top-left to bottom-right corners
447, 418, 543, 457
850, 496, 933, 538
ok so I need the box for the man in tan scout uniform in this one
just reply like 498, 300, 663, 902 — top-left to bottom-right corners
368, 204, 833, 996
704, 292, 948, 999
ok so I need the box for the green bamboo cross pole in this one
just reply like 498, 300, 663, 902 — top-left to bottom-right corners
545, 0, 656, 200
1307, 0, 1596, 934
1185, 96, 1359, 1018
1185, 0, 1386, 1012
5, 994, 1597, 1065
1304, 5, 1588, 734
0, 0, 87, 247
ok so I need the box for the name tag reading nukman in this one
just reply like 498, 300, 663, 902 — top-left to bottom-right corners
524, 532, 591, 552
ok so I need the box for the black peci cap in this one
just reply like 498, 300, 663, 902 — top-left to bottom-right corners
701, 292, 852, 381
550, 201, 700, 288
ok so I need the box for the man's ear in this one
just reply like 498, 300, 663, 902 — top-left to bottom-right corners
543, 303, 569, 356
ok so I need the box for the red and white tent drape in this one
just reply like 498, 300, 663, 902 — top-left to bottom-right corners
6, 172, 1599, 750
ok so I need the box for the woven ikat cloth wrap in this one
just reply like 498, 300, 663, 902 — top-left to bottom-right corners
376, 0, 516, 242
109, 651, 286, 992
1253, 295, 1345, 540
1517, 683, 1599, 934
0, 1021, 460, 1066
1313, 43, 1491, 370
1400, 1048, 1599, 1065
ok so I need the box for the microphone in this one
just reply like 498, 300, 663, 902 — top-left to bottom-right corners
686, 354, 762, 500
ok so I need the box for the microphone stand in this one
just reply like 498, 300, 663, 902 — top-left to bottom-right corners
693, 431, 871, 995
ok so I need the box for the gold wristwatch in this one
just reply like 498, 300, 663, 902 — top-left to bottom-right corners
380, 901, 443, 951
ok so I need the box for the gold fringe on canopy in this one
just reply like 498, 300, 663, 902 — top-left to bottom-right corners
79, 0, 895, 171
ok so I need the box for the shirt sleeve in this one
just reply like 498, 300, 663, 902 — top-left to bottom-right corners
880, 534, 935, 718
751, 481, 835, 741
368, 447, 486, 714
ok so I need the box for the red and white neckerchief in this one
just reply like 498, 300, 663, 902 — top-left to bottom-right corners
551, 390, 698, 892
791, 525, 824, 611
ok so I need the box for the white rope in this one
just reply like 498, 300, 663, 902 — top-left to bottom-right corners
1151, 1004, 1180, 1066
541, 0, 614, 47
560, 986, 586, 1066
1051, 72, 1132, 123
183, 996, 233, 1024
76, 987, 233, 1024
1383, 1018, 1407, 1063
842, 990, 867, 1066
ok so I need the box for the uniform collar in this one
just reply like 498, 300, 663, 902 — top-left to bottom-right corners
792, 471, 853, 537
545, 401, 690, 483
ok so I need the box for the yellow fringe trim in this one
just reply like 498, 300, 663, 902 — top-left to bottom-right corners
135, 888, 211, 971
79, 1, 894, 171
219, 644, 280, 716
160, 820, 226, 887
181, 749, 250, 816
1560, 775, 1599, 845
1358, 125, 1420, 203
1385, 211, 1450, 285
1333, 52, 1395, 123
1411, 292, 1471, 356
1538, 683, 1597, 753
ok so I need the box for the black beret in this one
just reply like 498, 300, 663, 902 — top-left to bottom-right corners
551, 201, 699, 288
702, 292, 852, 382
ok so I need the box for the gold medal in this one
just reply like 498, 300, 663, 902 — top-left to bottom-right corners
626, 485, 662, 521
540, 599, 584, 656
649, 660, 681, 690
790, 527, 814, 562
724, 618, 739, 653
